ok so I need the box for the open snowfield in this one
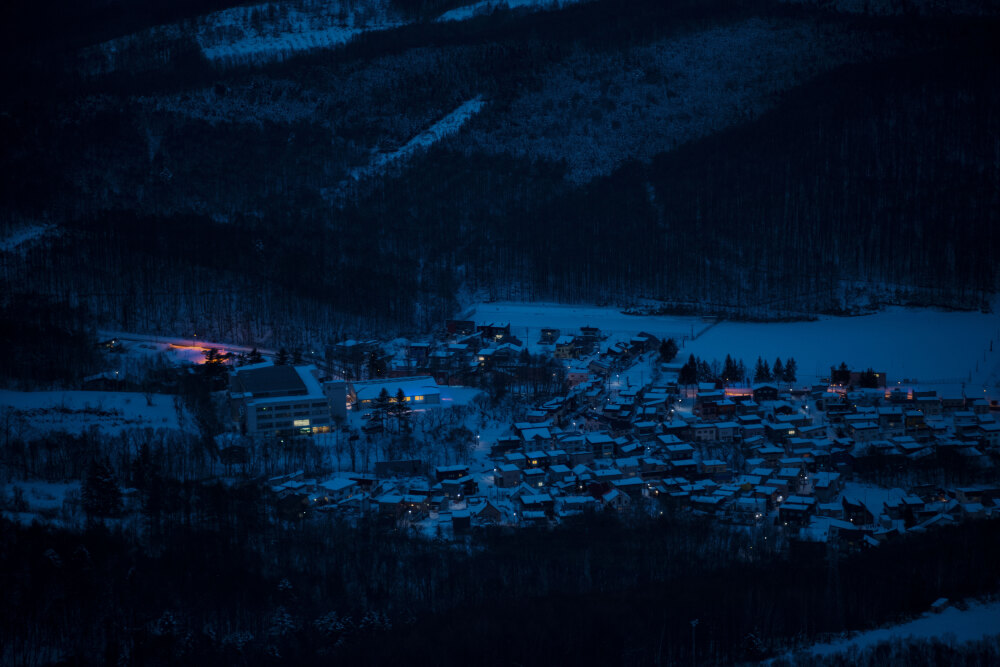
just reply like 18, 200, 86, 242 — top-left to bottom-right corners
774, 598, 1000, 661
469, 302, 1000, 394
437, 0, 592, 22
88, 0, 591, 73
0, 390, 191, 436
469, 302, 708, 348
685, 307, 1000, 388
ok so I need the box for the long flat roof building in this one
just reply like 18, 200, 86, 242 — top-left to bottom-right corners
349, 376, 441, 409
230, 363, 338, 436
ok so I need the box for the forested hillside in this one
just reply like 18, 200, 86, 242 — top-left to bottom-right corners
2, 0, 998, 342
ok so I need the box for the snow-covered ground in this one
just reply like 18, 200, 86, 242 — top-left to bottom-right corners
83, 0, 403, 72
0, 390, 192, 436
438, 385, 485, 406
839, 481, 907, 521
468, 301, 1000, 396
685, 306, 1000, 389
775, 598, 1000, 661
437, 0, 592, 22
469, 301, 708, 351
2, 480, 81, 525
196, 0, 405, 65
86, 0, 593, 73
349, 97, 485, 181
779, 0, 992, 16
0, 224, 57, 253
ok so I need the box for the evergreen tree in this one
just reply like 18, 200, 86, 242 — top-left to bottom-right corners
722, 354, 739, 384
248, 347, 264, 364
292, 348, 304, 365
275, 348, 290, 365
659, 338, 679, 363
373, 387, 392, 427
390, 387, 412, 429
753, 357, 772, 383
832, 362, 850, 384
202, 347, 227, 384
82, 458, 122, 519
783, 357, 798, 383
773, 358, 784, 384
368, 350, 386, 378
679, 355, 697, 385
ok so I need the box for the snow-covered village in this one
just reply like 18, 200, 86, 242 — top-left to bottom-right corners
6, 302, 999, 547
5, 0, 1000, 664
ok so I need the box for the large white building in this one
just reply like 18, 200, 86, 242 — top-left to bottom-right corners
230, 363, 344, 436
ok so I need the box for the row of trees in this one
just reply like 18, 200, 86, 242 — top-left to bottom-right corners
678, 354, 798, 385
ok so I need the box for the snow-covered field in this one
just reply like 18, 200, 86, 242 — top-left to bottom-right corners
0, 224, 57, 253
776, 598, 1000, 661
469, 301, 708, 350
196, 0, 402, 66
82, 0, 402, 72
200, 24, 365, 64
685, 307, 1000, 388
437, 0, 592, 22
0, 390, 192, 436
469, 301, 1000, 394
2, 480, 81, 525
779, 0, 992, 16
86, 0, 592, 73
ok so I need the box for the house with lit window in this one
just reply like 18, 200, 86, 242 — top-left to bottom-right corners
348, 376, 441, 410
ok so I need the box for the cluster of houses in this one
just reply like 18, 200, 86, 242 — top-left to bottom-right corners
225, 315, 997, 548
322, 321, 660, 390
261, 336, 1000, 549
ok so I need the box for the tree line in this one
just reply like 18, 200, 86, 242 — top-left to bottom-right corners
678, 353, 798, 385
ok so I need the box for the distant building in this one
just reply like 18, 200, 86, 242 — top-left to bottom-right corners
446, 320, 476, 336
539, 328, 560, 344
230, 363, 335, 436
